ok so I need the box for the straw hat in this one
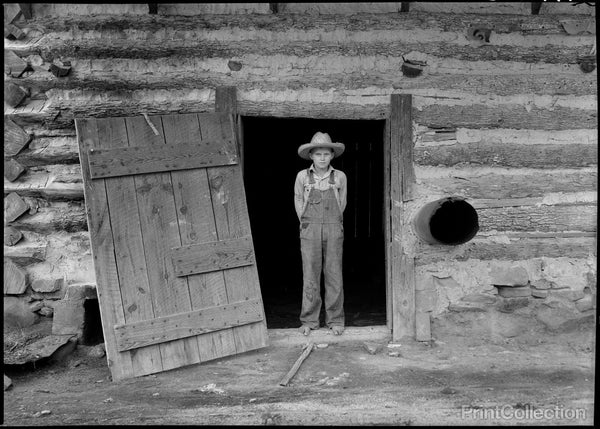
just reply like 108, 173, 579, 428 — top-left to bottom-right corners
297, 132, 345, 160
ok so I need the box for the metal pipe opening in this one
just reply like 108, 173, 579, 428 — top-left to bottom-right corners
413, 197, 479, 245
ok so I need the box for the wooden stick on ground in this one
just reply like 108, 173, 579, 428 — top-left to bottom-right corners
279, 342, 314, 387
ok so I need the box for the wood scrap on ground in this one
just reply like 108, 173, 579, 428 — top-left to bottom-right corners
279, 342, 314, 386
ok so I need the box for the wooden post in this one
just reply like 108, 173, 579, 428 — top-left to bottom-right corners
215, 86, 243, 174
383, 119, 392, 330
389, 94, 416, 341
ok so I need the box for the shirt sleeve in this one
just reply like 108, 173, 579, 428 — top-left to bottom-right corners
294, 170, 305, 220
338, 171, 347, 213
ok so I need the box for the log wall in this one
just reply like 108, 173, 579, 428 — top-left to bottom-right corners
4, 3, 597, 321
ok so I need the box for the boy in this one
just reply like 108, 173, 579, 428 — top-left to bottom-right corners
294, 132, 347, 336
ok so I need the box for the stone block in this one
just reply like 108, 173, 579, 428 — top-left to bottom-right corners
489, 265, 529, 287
531, 279, 553, 290
4, 375, 12, 391
497, 297, 530, 313
416, 275, 436, 291
31, 288, 66, 300
29, 301, 44, 312
31, 278, 64, 293
64, 283, 97, 300
4, 296, 39, 328
531, 289, 548, 299
39, 306, 54, 317
4, 226, 23, 246
549, 289, 586, 302
52, 299, 85, 336
497, 286, 531, 298
415, 289, 436, 312
575, 295, 595, 312
461, 293, 498, 305
448, 303, 486, 312
415, 312, 431, 342
3, 258, 28, 295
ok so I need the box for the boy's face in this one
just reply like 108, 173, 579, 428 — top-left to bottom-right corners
309, 148, 334, 169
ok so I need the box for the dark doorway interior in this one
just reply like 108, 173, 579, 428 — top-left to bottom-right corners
242, 117, 386, 328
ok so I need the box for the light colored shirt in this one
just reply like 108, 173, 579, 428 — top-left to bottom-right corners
294, 164, 347, 220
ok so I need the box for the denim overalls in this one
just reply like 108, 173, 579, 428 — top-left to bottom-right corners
299, 169, 344, 329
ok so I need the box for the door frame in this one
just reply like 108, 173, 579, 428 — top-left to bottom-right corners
230, 94, 414, 338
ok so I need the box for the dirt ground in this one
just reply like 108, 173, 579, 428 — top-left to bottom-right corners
3, 317, 596, 426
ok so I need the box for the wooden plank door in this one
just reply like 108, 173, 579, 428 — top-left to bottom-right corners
75, 112, 268, 381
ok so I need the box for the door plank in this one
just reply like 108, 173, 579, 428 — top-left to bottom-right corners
97, 117, 163, 377
88, 140, 237, 179
161, 113, 238, 363
200, 112, 268, 354
125, 115, 202, 371
171, 236, 255, 277
75, 118, 135, 381
114, 298, 263, 352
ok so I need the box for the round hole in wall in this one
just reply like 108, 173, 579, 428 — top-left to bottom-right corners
413, 197, 479, 245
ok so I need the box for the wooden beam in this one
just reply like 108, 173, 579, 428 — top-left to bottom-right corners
215, 86, 243, 174
172, 236, 255, 277
383, 119, 392, 330
415, 142, 597, 169
18, 4, 32, 19
279, 343, 314, 386
4, 82, 28, 108
114, 298, 264, 352
390, 94, 416, 341
87, 140, 238, 179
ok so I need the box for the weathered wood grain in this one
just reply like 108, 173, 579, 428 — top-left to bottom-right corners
3, 165, 84, 200
414, 142, 598, 168
390, 94, 416, 341
88, 140, 237, 179
75, 117, 135, 381
202, 108, 268, 354
4, 117, 32, 157
13, 39, 594, 64
415, 104, 596, 130
4, 82, 28, 108
11, 71, 597, 97
99, 116, 163, 377
23, 12, 591, 36
161, 112, 237, 363
114, 299, 264, 352
417, 169, 598, 199
7, 201, 87, 233
13, 136, 79, 167
126, 115, 202, 372
416, 235, 596, 265
383, 118, 392, 330
477, 204, 597, 233
172, 236, 255, 277
3, 258, 28, 295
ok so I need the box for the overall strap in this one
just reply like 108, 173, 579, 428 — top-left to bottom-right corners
328, 170, 335, 185
308, 168, 315, 185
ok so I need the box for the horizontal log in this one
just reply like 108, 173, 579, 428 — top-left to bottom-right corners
416, 104, 596, 130
13, 135, 79, 166
31, 3, 149, 17
7, 201, 87, 233
477, 204, 596, 233
24, 11, 591, 36
11, 38, 594, 65
416, 235, 596, 265
6, 94, 596, 127
415, 142, 597, 168
114, 298, 264, 352
3, 164, 84, 200
417, 169, 598, 199
8, 69, 598, 98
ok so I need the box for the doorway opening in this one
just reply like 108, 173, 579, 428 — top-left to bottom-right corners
242, 117, 386, 328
